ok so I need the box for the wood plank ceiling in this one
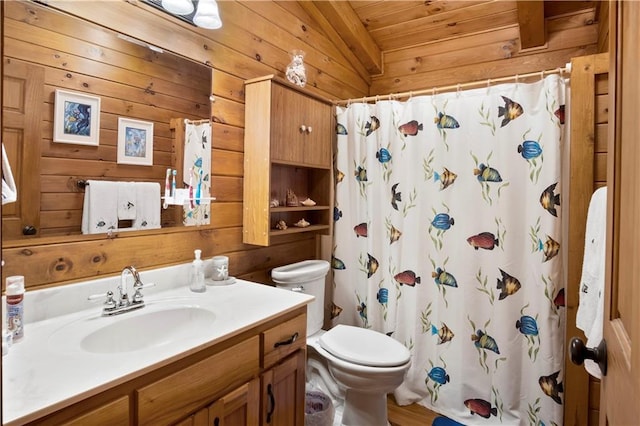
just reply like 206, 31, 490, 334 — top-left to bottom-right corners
308, 0, 599, 94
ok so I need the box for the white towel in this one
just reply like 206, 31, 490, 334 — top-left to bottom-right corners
576, 186, 607, 378
81, 180, 118, 234
131, 182, 161, 231
2, 143, 17, 205
117, 182, 137, 220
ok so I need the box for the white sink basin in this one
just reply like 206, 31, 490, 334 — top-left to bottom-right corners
48, 303, 216, 354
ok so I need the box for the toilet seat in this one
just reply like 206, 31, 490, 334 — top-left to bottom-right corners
318, 325, 410, 367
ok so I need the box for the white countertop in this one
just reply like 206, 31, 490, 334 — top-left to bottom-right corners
2, 262, 313, 425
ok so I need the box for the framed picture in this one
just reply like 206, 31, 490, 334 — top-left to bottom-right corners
53, 89, 101, 146
117, 118, 154, 166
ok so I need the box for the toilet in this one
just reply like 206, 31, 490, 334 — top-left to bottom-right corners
272, 260, 411, 426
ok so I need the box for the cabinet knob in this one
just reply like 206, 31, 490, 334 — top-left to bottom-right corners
306, 126, 312, 134
23, 225, 37, 235
300, 124, 306, 133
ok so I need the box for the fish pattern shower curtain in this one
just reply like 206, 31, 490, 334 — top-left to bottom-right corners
332, 75, 566, 425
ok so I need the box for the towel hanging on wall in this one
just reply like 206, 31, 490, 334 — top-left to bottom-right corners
81, 181, 161, 234
81, 180, 119, 234
132, 182, 161, 231
576, 186, 607, 378
118, 182, 137, 220
183, 120, 212, 226
2, 143, 17, 205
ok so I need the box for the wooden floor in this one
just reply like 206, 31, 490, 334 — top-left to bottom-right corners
387, 395, 441, 426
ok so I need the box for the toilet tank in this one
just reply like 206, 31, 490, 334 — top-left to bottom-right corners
271, 260, 330, 336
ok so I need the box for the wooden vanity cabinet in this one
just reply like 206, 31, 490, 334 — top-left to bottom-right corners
21, 308, 308, 426
243, 75, 334, 246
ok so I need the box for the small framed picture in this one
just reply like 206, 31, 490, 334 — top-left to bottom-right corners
53, 89, 101, 146
117, 117, 154, 166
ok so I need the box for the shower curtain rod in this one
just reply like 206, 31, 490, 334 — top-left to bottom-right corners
333, 65, 570, 106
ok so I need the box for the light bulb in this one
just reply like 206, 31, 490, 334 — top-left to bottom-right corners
161, 0, 194, 15
193, 0, 222, 29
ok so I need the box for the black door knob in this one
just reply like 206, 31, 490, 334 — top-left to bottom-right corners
569, 337, 607, 376
22, 225, 37, 235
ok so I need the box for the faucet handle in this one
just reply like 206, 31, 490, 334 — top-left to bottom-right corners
132, 282, 156, 304
88, 291, 117, 310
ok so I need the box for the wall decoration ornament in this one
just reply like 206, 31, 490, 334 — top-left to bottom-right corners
53, 89, 101, 146
285, 49, 307, 87
117, 117, 154, 166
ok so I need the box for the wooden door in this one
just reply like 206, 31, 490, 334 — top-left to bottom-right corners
261, 350, 306, 426
2, 59, 43, 239
601, 1, 640, 424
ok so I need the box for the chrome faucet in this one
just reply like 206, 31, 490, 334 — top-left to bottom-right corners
88, 266, 155, 316
119, 265, 140, 306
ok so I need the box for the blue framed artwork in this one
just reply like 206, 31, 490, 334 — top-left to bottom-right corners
53, 89, 101, 146
117, 117, 154, 166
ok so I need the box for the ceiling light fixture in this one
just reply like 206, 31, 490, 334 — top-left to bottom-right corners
193, 0, 222, 29
160, 0, 193, 15
143, 0, 222, 29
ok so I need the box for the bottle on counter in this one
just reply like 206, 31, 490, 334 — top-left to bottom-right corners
6, 276, 25, 342
189, 249, 206, 293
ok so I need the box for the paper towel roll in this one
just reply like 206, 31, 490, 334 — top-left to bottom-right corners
575, 187, 607, 378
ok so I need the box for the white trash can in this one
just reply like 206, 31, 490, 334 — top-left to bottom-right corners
305, 390, 334, 426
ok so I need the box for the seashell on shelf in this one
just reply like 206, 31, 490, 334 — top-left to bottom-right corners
275, 220, 288, 230
270, 198, 280, 208
294, 218, 310, 228
286, 189, 298, 207
300, 198, 316, 206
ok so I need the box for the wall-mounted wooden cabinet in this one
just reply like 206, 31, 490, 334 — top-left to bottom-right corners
243, 75, 333, 246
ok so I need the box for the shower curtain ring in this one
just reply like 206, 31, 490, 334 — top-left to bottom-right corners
456, 83, 461, 97
486, 78, 491, 94
540, 70, 545, 80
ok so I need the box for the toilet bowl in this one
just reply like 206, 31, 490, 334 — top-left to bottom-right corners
272, 260, 411, 426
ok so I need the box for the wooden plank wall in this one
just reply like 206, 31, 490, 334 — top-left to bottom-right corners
4, 2, 211, 235
370, 5, 599, 94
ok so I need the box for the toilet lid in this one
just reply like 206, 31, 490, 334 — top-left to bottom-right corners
318, 325, 410, 367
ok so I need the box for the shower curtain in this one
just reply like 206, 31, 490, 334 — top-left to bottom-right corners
332, 75, 566, 425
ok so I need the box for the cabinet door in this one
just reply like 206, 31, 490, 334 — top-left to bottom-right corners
299, 95, 331, 168
261, 350, 306, 426
208, 378, 260, 426
270, 85, 331, 168
271, 84, 305, 165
